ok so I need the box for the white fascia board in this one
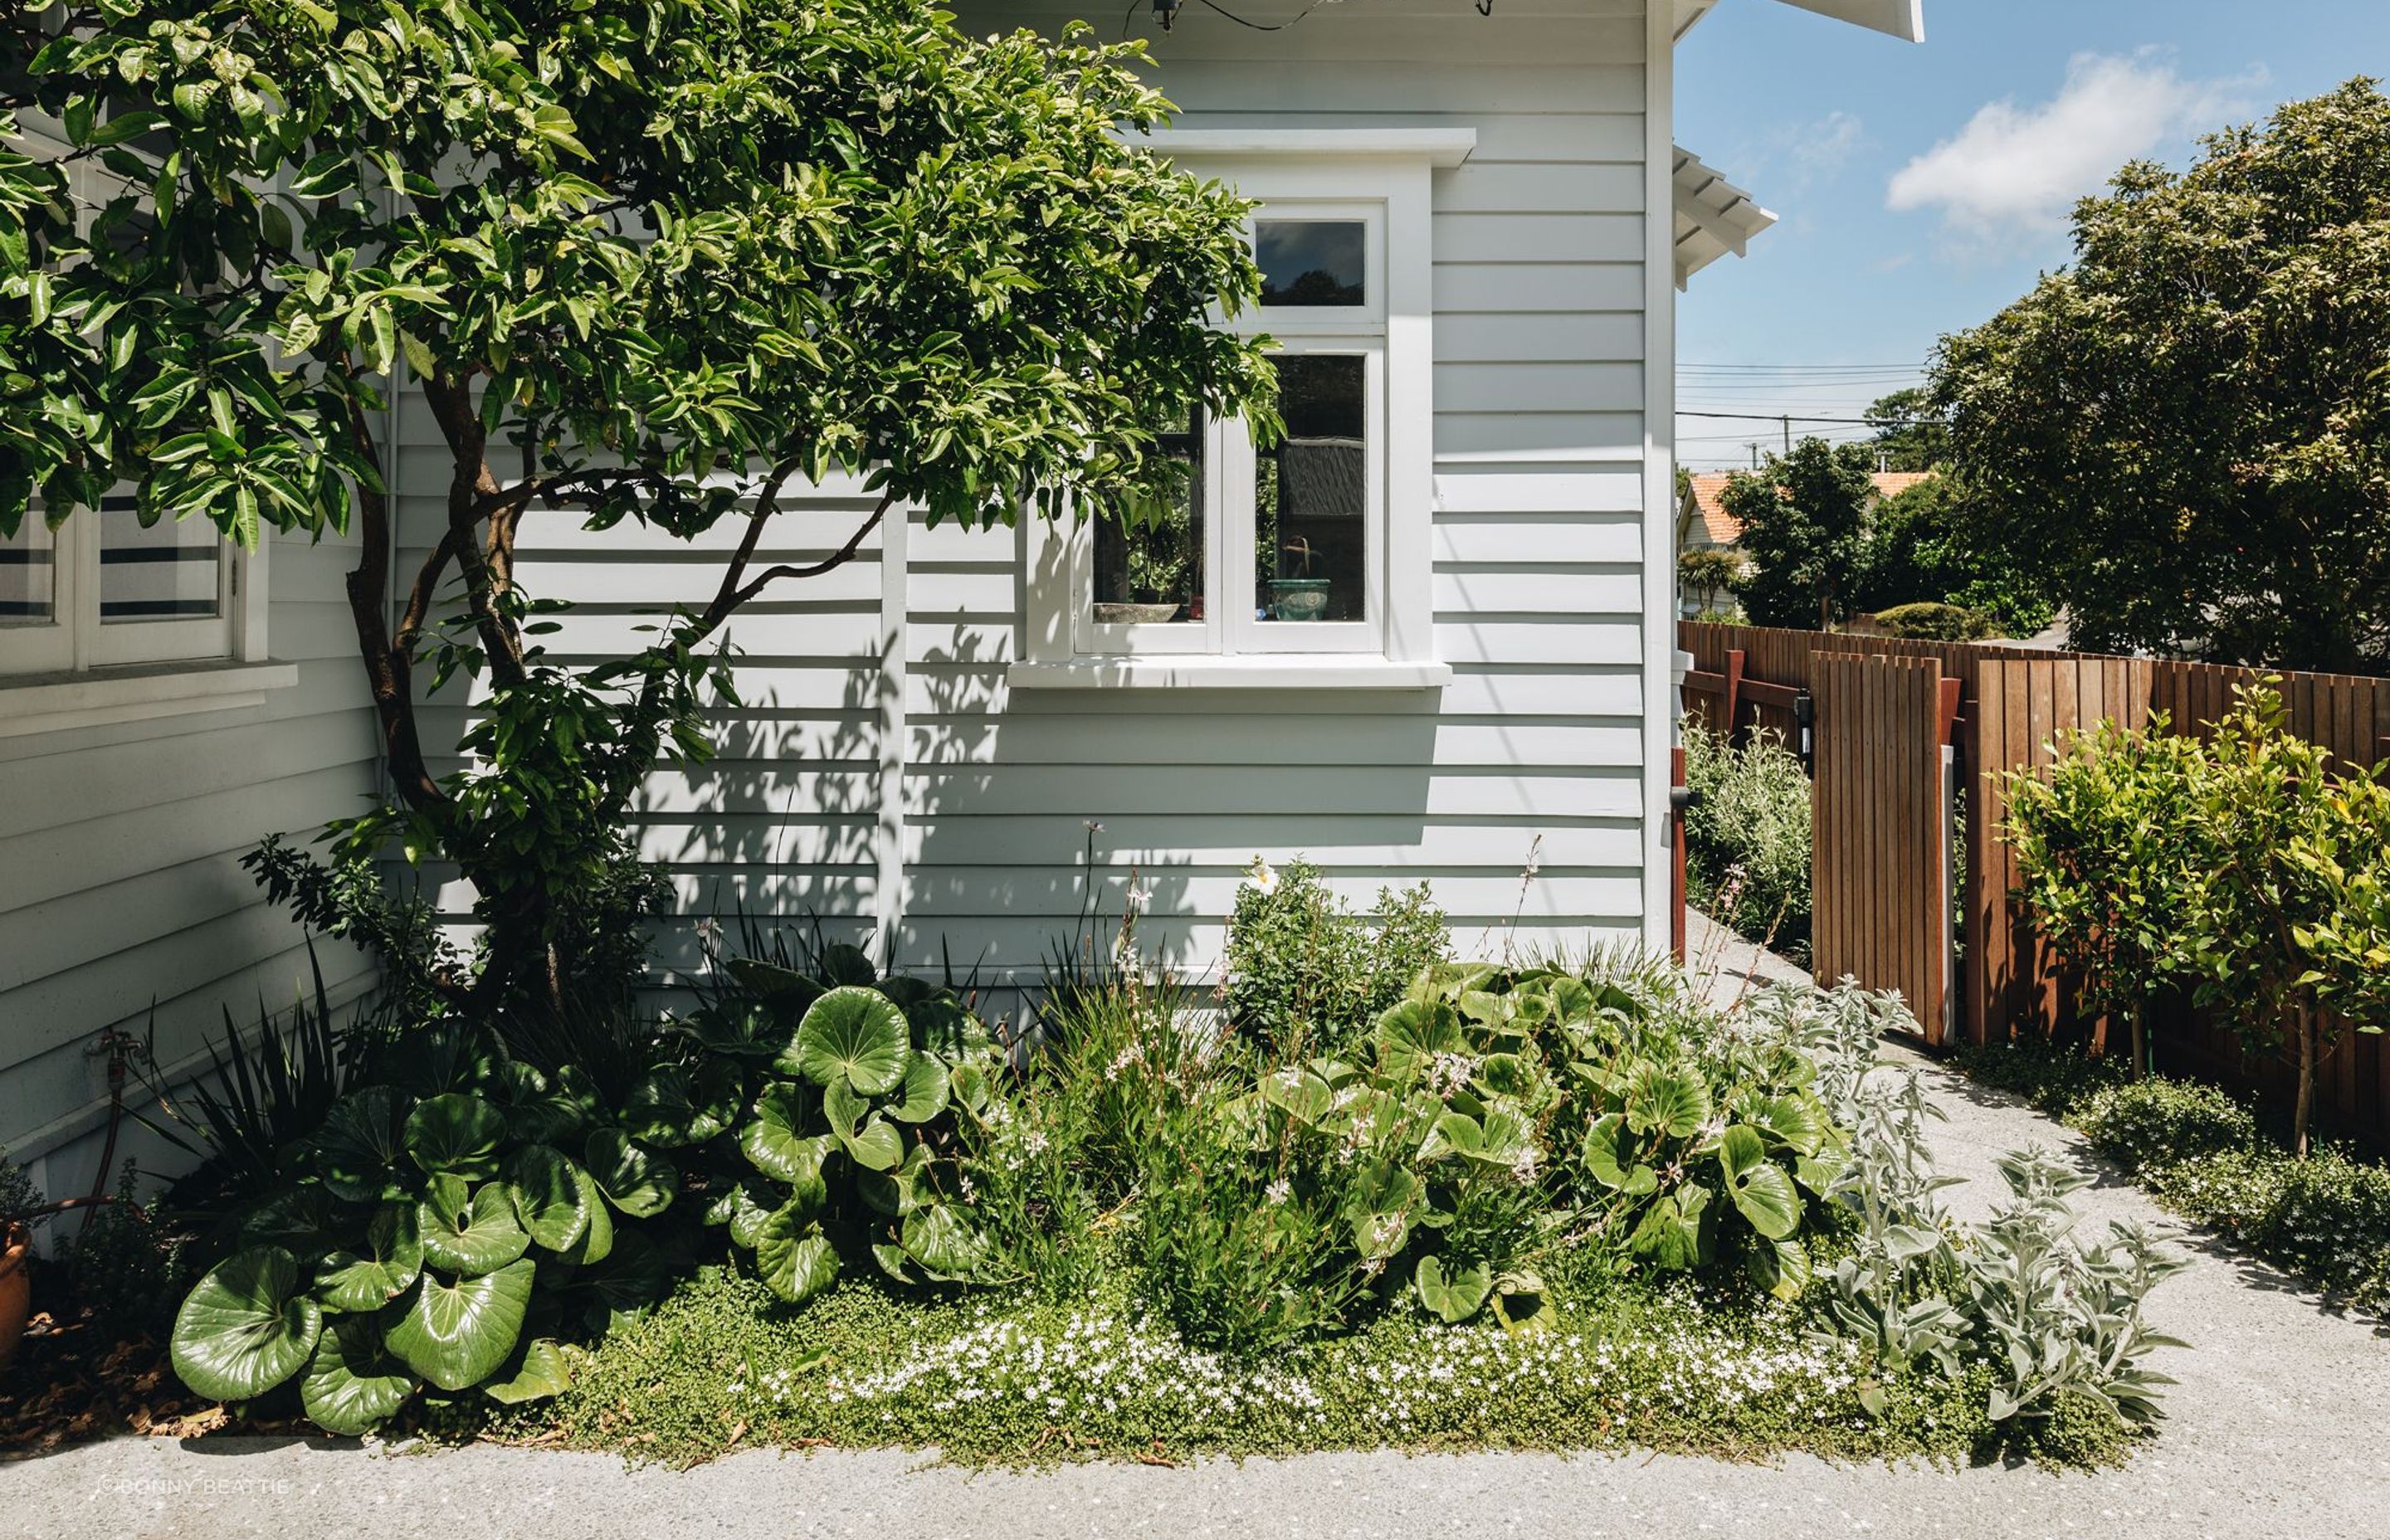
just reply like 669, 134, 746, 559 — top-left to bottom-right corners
1770, 0, 1925, 43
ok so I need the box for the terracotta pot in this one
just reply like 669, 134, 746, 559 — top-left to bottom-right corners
0, 1219, 29, 1372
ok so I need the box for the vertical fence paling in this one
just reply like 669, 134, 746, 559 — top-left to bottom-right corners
1684, 622, 2390, 1143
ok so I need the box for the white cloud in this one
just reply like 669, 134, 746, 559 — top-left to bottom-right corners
1789, 110, 1866, 183
1886, 51, 2254, 244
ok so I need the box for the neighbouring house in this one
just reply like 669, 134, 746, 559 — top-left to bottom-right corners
1678, 468, 1938, 555
0, 0, 1923, 1189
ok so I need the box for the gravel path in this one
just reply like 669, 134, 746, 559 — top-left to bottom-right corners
6, 922, 2384, 1540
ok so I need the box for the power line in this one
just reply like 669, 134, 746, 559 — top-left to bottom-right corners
1679, 409, 1908, 426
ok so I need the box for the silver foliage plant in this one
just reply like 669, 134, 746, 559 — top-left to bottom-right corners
1741, 982, 2188, 1427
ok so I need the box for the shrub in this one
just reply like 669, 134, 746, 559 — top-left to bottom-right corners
2002, 716, 2205, 1077
1869, 602, 1997, 641
1681, 720, 1813, 962
1221, 860, 1451, 1061
2075, 1079, 2256, 1174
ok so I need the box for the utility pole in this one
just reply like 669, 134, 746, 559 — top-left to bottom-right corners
1781, 414, 1792, 456
1746, 441, 1763, 469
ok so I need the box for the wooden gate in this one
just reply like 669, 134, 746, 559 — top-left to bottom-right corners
1812, 653, 1962, 1042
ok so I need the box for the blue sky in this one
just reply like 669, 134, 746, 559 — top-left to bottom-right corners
1674, 0, 2390, 468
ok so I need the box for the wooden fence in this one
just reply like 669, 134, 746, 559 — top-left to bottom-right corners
1681, 622, 2390, 1142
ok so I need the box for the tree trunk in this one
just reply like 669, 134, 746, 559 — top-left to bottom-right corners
2128, 1002, 2147, 1083
2293, 1002, 2317, 1159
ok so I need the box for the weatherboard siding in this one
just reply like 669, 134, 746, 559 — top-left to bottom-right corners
412, 0, 1665, 986
0, 527, 380, 1177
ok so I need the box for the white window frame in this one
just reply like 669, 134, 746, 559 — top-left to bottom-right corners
1016, 129, 1470, 690
2, 502, 255, 678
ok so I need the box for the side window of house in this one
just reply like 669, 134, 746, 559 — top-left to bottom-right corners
1, 124, 251, 682
1055, 172, 1417, 668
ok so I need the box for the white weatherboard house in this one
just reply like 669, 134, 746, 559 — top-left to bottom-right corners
0, 0, 1919, 1188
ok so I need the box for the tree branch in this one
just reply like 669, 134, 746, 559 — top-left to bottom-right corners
338, 390, 446, 815
420, 373, 528, 687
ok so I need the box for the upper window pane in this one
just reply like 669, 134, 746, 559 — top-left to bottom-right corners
1093, 410, 1205, 625
100, 498, 221, 622
1256, 354, 1366, 624
1256, 220, 1365, 308
0, 518, 56, 627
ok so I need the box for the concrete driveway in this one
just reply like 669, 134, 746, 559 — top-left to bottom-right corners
7, 924, 2384, 1540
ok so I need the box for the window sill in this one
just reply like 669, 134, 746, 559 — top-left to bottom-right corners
1006, 657, 1452, 691
0, 659, 300, 740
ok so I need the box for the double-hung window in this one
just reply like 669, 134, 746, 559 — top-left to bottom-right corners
1017, 132, 1471, 689
2, 495, 246, 676
0, 119, 281, 733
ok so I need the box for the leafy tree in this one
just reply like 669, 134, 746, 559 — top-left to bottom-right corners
1863, 387, 1949, 473
1854, 475, 2054, 635
2003, 718, 2206, 1079
2181, 685, 2390, 1155
1929, 80, 2390, 673
0, 1, 1275, 1016
1676, 546, 1744, 618
1723, 437, 1873, 629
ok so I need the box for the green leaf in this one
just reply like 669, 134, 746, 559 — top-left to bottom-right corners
300, 1315, 417, 1435
171, 1247, 324, 1401
1339, 1159, 1422, 1260
623, 1064, 735, 1147
838, 1114, 904, 1172
503, 1145, 591, 1252
1628, 1186, 1713, 1270
899, 1203, 986, 1280
791, 987, 910, 1094
315, 1086, 411, 1202
1719, 1127, 1802, 1240
1374, 999, 1464, 1080
1625, 1064, 1710, 1139
883, 1055, 950, 1123
583, 1130, 676, 1217
386, 1259, 537, 1392
1581, 1114, 1660, 1195
418, 1182, 532, 1276
741, 1084, 834, 1204
752, 1208, 841, 1306
315, 1204, 423, 1313
481, 1338, 573, 1406
1414, 1255, 1494, 1323
552, 1167, 614, 1266
405, 1093, 505, 1180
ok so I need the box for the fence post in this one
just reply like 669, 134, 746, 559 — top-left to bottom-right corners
1724, 649, 1746, 738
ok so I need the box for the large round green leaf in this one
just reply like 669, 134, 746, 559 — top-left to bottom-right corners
315, 1203, 424, 1313
553, 1167, 614, 1266
584, 1129, 677, 1217
171, 1247, 323, 1401
314, 1087, 411, 1202
386, 1257, 537, 1391
1719, 1126, 1803, 1240
405, 1093, 505, 1180
753, 1206, 841, 1306
503, 1144, 591, 1253
740, 1084, 833, 1205
1338, 1159, 1423, 1261
300, 1314, 417, 1435
1581, 1114, 1660, 1196
419, 1182, 531, 1276
481, 1338, 573, 1406
1415, 1255, 1494, 1323
790, 987, 910, 1094
899, 1203, 986, 1281
680, 1002, 796, 1062
838, 1114, 904, 1172
883, 1055, 950, 1124
1624, 1063, 1711, 1140
1374, 1000, 1464, 1080
724, 1182, 781, 1250
623, 1064, 736, 1148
